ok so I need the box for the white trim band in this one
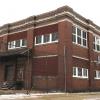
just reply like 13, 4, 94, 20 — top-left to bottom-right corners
72, 55, 89, 61
33, 55, 58, 58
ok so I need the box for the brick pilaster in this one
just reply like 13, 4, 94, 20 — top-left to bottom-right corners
24, 29, 34, 89
58, 21, 73, 91
88, 32, 95, 90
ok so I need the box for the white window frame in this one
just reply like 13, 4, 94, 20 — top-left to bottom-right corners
82, 68, 88, 78
94, 70, 100, 79
93, 36, 100, 52
15, 40, 21, 48
43, 34, 51, 43
73, 67, 88, 79
21, 39, 27, 47
8, 41, 16, 49
8, 39, 27, 50
51, 32, 58, 42
35, 35, 42, 45
72, 26, 87, 48
35, 32, 58, 45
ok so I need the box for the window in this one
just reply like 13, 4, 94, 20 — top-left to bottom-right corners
82, 31, 87, 46
72, 26, 76, 43
8, 39, 27, 49
93, 36, 100, 51
15, 40, 20, 47
35, 32, 58, 45
73, 67, 77, 76
78, 67, 82, 76
51, 32, 58, 41
35, 35, 42, 44
95, 70, 100, 79
83, 68, 88, 77
21, 39, 27, 47
72, 26, 87, 47
8, 41, 15, 49
43, 34, 50, 43
73, 67, 88, 78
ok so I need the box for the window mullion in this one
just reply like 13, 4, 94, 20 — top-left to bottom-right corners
76, 67, 78, 77
42, 35, 43, 44
82, 68, 83, 77
14, 41, 16, 48
87, 69, 88, 77
49, 34, 51, 42
81, 30, 83, 46
20, 39, 22, 47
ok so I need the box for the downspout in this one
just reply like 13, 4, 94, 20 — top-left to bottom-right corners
64, 45, 67, 92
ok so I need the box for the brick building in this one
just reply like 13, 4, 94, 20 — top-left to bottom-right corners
0, 6, 100, 92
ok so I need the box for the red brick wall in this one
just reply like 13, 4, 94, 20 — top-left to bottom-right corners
72, 44, 88, 59
33, 76, 57, 90
34, 24, 58, 36
88, 32, 96, 90
72, 58, 89, 67
33, 56, 58, 90
27, 29, 34, 48
72, 78, 89, 90
8, 31, 27, 41
94, 80, 100, 89
33, 56, 58, 76
34, 43, 58, 56
58, 21, 73, 91
72, 58, 89, 90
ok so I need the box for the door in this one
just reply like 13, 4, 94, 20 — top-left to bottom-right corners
5, 65, 14, 81
16, 65, 24, 81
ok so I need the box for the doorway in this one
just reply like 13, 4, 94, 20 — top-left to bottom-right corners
5, 65, 14, 81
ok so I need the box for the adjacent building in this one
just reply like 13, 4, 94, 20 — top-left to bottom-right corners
0, 6, 100, 92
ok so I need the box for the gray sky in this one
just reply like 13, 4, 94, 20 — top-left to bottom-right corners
0, 0, 100, 26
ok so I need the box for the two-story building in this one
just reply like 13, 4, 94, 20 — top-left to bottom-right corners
0, 6, 100, 92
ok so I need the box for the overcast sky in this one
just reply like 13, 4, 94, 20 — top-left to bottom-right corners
0, 0, 100, 26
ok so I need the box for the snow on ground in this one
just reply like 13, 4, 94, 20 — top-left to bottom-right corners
84, 98, 100, 100
0, 92, 100, 100
0, 93, 38, 100
0, 92, 64, 100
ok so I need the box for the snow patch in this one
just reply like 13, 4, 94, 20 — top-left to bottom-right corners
0, 93, 38, 100
84, 98, 100, 100
0, 92, 65, 100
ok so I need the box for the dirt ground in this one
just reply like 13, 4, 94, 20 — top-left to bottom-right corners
0, 90, 100, 100
19, 92, 100, 100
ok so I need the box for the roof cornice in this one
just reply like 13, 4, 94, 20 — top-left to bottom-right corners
0, 5, 100, 35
